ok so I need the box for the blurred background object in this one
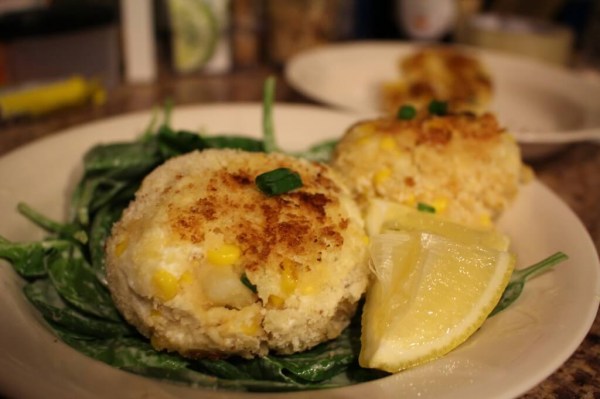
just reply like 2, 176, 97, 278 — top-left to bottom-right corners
120, 0, 157, 83
0, 0, 597, 120
166, 0, 231, 74
394, 0, 457, 41
265, 0, 354, 65
0, 75, 105, 119
0, 0, 120, 89
0, 0, 596, 85
578, 0, 600, 75
460, 13, 574, 65
463, 0, 594, 67
231, 0, 263, 69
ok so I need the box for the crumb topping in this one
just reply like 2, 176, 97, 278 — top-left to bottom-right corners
165, 154, 348, 273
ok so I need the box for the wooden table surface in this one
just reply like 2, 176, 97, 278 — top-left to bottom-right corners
1, 67, 599, 398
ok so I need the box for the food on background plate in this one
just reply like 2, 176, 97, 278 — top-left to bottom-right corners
106, 148, 369, 359
331, 108, 531, 229
380, 47, 493, 116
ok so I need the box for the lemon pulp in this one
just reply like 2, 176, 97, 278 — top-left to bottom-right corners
366, 198, 509, 251
360, 200, 515, 372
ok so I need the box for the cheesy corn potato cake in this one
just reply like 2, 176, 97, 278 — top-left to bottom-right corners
331, 112, 528, 229
105, 149, 369, 359
381, 47, 493, 115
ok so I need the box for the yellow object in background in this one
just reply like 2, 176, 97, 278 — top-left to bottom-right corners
0, 76, 105, 119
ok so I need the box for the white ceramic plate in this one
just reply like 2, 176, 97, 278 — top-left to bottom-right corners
285, 41, 600, 159
0, 104, 598, 399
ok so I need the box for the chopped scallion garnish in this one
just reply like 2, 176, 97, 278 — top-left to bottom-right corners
428, 100, 448, 116
240, 273, 258, 294
255, 168, 303, 196
417, 202, 436, 213
397, 105, 417, 120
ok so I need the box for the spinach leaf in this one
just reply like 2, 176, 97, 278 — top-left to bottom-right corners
86, 178, 133, 213
490, 251, 568, 317
89, 203, 126, 286
202, 135, 265, 152
128, 363, 340, 392
71, 174, 141, 226
0, 236, 69, 278
17, 202, 87, 244
230, 327, 358, 383
155, 128, 265, 157
57, 331, 189, 371
55, 328, 349, 392
47, 245, 121, 322
82, 141, 161, 179
262, 77, 279, 153
156, 126, 208, 158
263, 328, 358, 382
293, 138, 339, 162
190, 315, 382, 388
24, 279, 132, 338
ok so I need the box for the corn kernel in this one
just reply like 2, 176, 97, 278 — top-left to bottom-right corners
280, 259, 298, 296
379, 136, 398, 151
432, 197, 448, 214
178, 270, 194, 285
150, 309, 161, 318
403, 193, 416, 207
206, 244, 241, 266
114, 239, 128, 258
298, 284, 315, 295
361, 235, 370, 245
268, 295, 285, 308
240, 315, 261, 336
373, 167, 392, 187
479, 213, 492, 228
152, 269, 178, 301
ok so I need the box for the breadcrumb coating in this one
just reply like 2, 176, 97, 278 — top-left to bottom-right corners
381, 47, 493, 115
330, 112, 529, 228
105, 149, 369, 359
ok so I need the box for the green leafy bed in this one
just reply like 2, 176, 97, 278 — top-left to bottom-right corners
0, 102, 386, 392
0, 81, 568, 392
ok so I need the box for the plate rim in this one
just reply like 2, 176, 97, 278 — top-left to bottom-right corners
285, 40, 600, 125
0, 103, 598, 399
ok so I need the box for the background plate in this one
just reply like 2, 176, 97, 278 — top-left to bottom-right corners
285, 41, 600, 159
0, 104, 598, 399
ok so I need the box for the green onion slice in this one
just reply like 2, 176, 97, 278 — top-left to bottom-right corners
428, 100, 448, 116
397, 104, 417, 120
255, 168, 303, 196
417, 202, 436, 214
240, 273, 258, 294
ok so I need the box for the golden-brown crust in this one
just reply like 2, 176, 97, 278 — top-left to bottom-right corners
165, 159, 347, 274
105, 148, 370, 358
330, 111, 523, 228
353, 112, 502, 148
381, 46, 493, 115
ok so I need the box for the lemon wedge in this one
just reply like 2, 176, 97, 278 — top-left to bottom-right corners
360, 200, 515, 372
167, 0, 218, 73
365, 198, 510, 251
